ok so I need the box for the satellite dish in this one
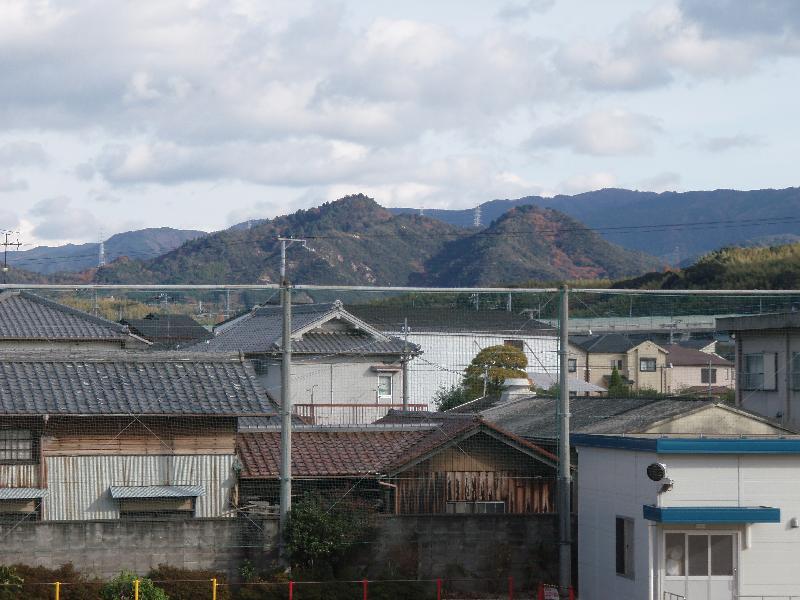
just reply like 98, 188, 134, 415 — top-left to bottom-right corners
647, 462, 668, 482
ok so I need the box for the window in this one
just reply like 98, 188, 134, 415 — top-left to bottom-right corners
615, 516, 634, 578
700, 368, 717, 384
377, 375, 393, 398
0, 499, 41, 523
446, 501, 505, 514
743, 353, 765, 390
119, 498, 196, 520
793, 352, 800, 391
610, 359, 623, 371
0, 430, 32, 462
639, 358, 657, 372
665, 533, 734, 579
504, 339, 524, 351
567, 358, 577, 373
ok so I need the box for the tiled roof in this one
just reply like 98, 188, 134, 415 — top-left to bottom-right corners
0, 291, 140, 342
0, 351, 276, 416
662, 344, 732, 367
570, 333, 638, 353
121, 314, 212, 348
194, 302, 413, 356
237, 418, 556, 478
349, 305, 556, 335
110, 485, 205, 499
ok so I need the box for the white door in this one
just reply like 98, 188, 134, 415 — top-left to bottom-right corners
663, 532, 737, 600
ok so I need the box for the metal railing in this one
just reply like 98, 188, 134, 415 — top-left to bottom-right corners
293, 402, 427, 425
737, 596, 800, 599
664, 593, 686, 600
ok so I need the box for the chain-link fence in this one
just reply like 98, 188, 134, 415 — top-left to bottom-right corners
0, 284, 797, 598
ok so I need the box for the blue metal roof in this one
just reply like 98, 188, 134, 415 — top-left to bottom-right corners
643, 505, 780, 524
109, 485, 205, 499
572, 434, 800, 454
0, 487, 48, 500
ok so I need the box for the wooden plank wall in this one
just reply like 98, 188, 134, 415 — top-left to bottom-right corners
396, 470, 553, 514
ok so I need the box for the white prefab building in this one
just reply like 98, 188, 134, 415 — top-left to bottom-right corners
575, 434, 800, 600
349, 305, 559, 408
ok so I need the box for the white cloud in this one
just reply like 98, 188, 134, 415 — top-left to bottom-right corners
528, 109, 661, 156
559, 172, 617, 194
497, 0, 556, 21
28, 196, 100, 241
700, 134, 763, 153
637, 171, 682, 192
0, 173, 28, 192
0, 141, 49, 167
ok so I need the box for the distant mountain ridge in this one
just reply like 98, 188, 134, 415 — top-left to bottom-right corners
391, 187, 800, 262
93, 195, 659, 286
8, 227, 207, 274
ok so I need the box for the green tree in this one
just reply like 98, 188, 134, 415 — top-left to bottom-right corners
434, 384, 471, 411
102, 571, 169, 600
463, 344, 528, 400
607, 366, 630, 397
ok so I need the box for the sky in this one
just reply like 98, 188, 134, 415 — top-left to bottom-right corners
1, 0, 799, 247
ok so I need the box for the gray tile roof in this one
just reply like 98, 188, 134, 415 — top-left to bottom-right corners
0, 351, 276, 416
121, 314, 212, 349
0, 488, 48, 499
570, 333, 639, 353
195, 302, 414, 356
0, 291, 141, 342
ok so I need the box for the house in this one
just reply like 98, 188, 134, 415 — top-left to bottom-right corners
569, 334, 670, 393
120, 313, 213, 349
574, 434, 800, 600
661, 343, 734, 396
718, 312, 800, 426
348, 305, 558, 408
0, 351, 276, 524
193, 301, 422, 425
447, 395, 792, 454
0, 290, 149, 349
236, 416, 558, 515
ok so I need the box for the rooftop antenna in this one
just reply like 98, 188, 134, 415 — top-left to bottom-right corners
1, 230, 22, 284
473, 205, 482, 228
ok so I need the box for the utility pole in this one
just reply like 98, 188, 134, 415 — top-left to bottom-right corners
402, 317, 410, 410
557, 285, 572, 599
278, 237, 305, 564
1, 231, 21, 285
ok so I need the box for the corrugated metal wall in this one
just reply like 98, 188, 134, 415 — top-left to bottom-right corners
0, 464, 39, 488
44, 454, 236, 520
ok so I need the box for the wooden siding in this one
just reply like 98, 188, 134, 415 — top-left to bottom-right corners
41, 417, 236, 456
396, 470, 553, 514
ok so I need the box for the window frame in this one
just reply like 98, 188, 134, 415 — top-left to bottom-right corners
0, 429, 35, 464
567, 358, 577, 373
700, 368, 717, 384
639, 358, 657, 373
792, 352, 800, 391
615, 516, 634, 579
377, 375, 393, 399
742, 353, 765, 390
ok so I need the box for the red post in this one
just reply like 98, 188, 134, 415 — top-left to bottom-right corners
436, 578, 442, 600
537, 582, 544, 600
288, 580, 294, 600
362, 578, 368, 600
569, 586, 575, 600
508, 576, 514, 600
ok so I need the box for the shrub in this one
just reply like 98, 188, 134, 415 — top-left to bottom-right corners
102, 571, 168, 600
9, 563, 102, 600
0, 566, 23, 600
147, 565, 230, 600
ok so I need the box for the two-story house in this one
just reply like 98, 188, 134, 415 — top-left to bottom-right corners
194, 301, 421, 425
569, 334, 670, 393
718, 312, 800, 426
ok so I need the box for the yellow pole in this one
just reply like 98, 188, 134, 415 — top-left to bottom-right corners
54, 581, 60, 600
212, 577, 217, 600
134, 579, 140, 600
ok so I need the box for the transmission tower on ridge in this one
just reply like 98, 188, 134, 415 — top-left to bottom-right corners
1, 230, 22, 284
473, 205, 482, 228
99, 238, 107, 267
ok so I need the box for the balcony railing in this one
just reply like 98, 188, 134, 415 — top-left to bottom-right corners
293, 402, 428, 425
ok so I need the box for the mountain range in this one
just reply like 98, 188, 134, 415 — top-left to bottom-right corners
8, 228, 206, 274
391, 187, 800, 263
90, 195, 657, 286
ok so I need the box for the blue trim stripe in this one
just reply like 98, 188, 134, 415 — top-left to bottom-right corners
643, 505, 780, 524
572, 434, 800, 454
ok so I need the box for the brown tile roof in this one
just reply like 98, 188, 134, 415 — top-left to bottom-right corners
237, 418, 556, 478
663, 344, 732, 367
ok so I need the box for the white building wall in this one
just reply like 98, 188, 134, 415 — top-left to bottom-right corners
578, 445, 800, 599
577, 446, 659, 600
397, 332, 558, 408
670, 364, 735, 393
